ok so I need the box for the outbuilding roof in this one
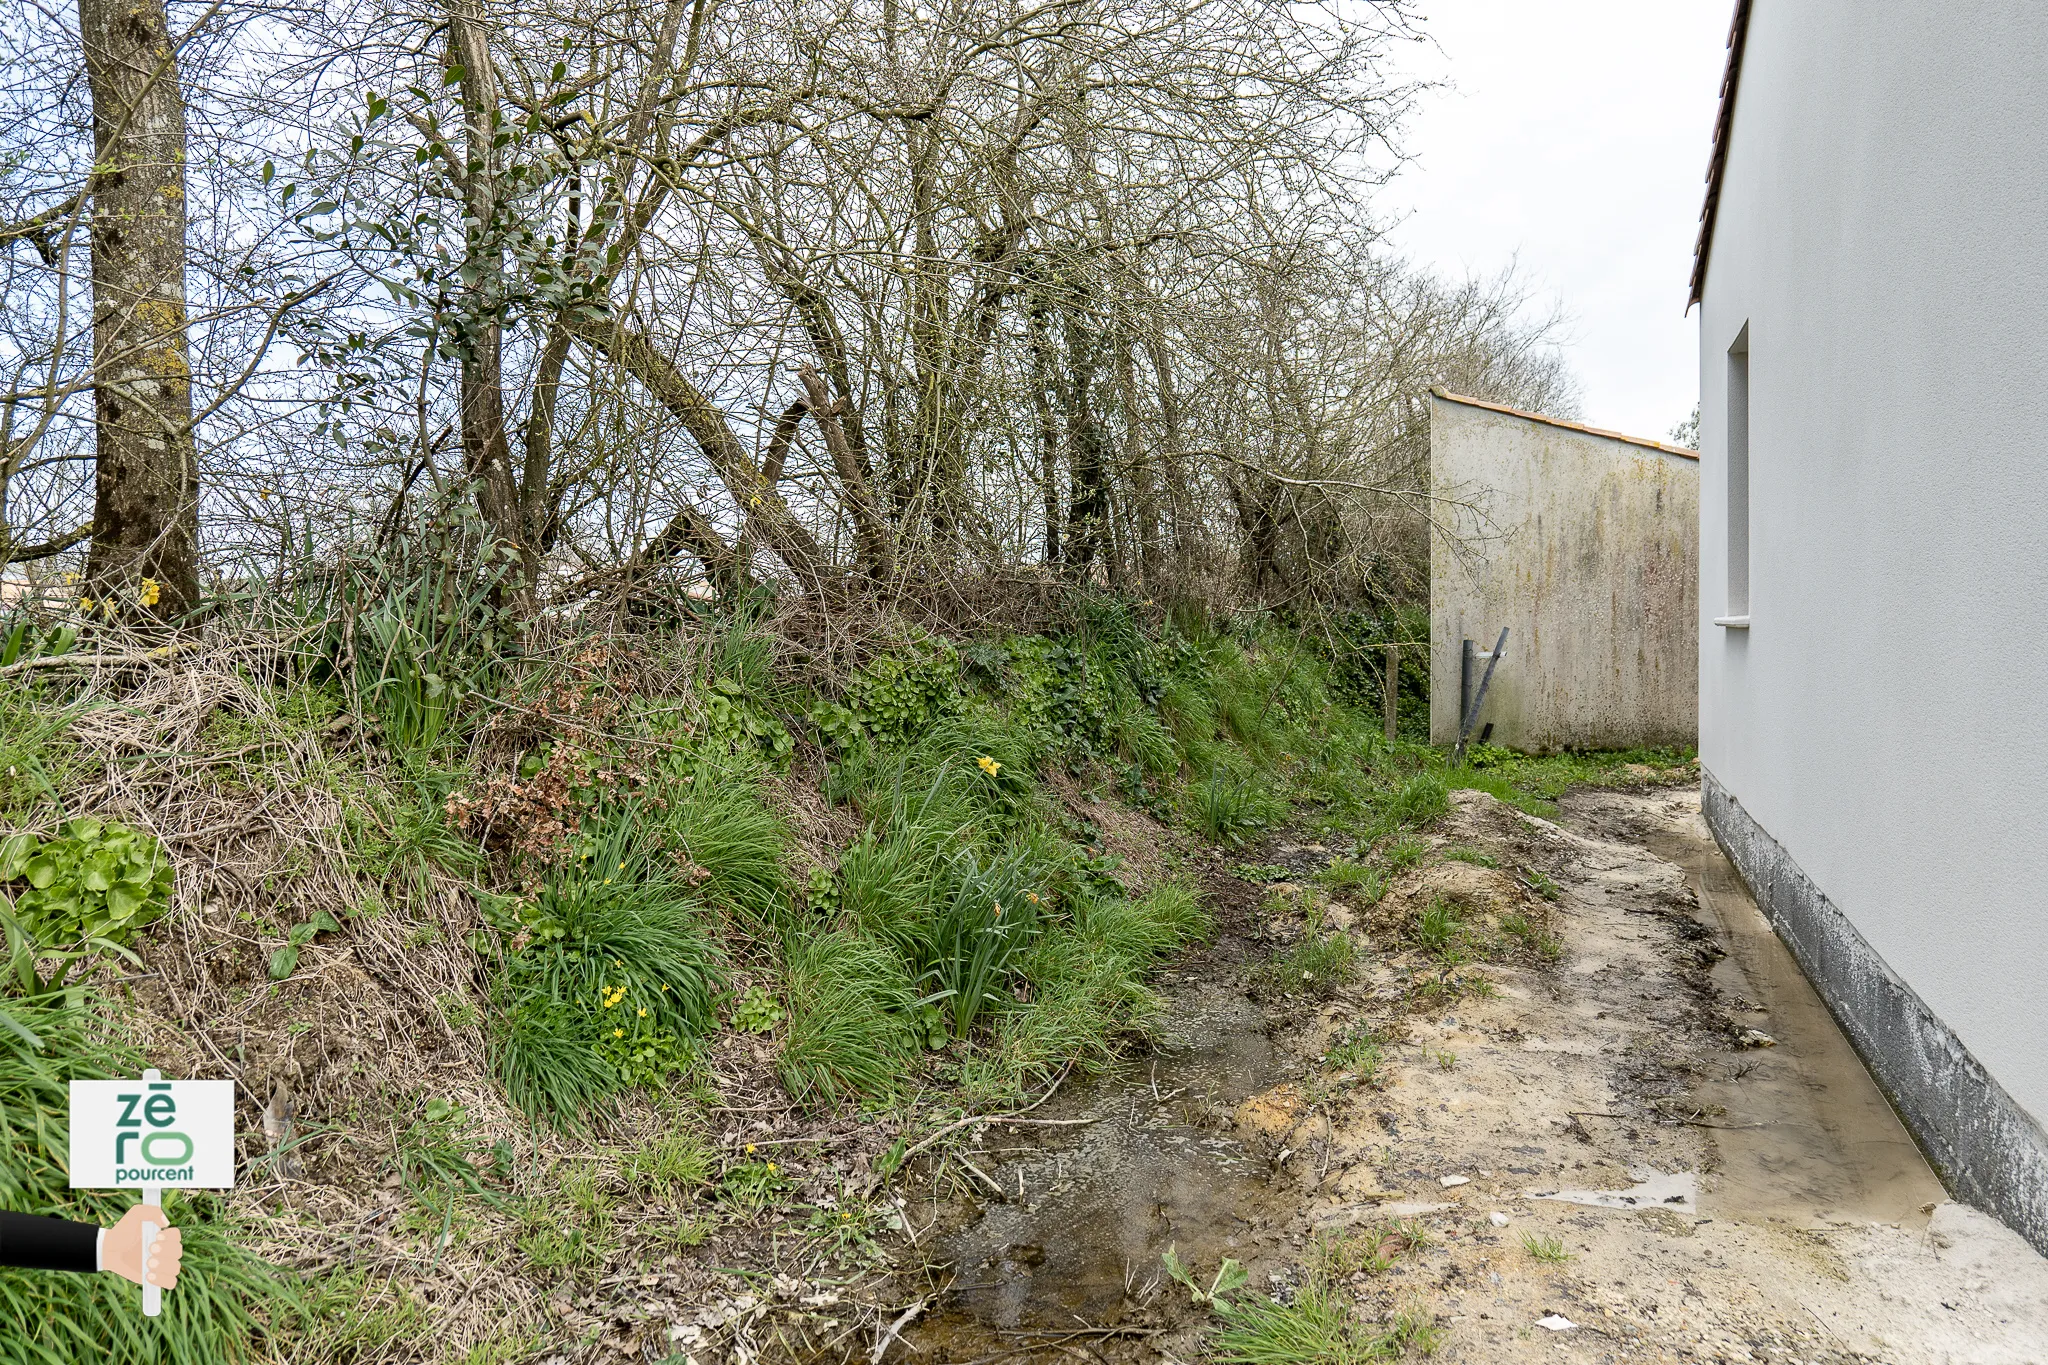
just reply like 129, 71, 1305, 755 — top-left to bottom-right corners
1429, 388, 1699, 460
1689, 0, 1755, 307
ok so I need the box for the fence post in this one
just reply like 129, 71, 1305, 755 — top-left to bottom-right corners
1382, 643, 1399, 742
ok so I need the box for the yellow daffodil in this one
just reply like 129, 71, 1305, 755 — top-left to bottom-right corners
78, 597, 92, 612
977, 755, 1002, 777
1026, 892, 1040, 905
138, 578, 160, 607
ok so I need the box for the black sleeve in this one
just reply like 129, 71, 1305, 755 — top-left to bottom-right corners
0, 1211, 98, 1272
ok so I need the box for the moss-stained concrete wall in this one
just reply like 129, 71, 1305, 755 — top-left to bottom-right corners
1428, 391, 1698, 752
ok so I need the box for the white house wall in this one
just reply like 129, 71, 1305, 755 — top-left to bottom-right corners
1697, 0, 2048, 1248
1428, 395, 1698, 753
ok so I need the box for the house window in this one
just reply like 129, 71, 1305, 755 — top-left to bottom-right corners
1725, 329, 1750, 619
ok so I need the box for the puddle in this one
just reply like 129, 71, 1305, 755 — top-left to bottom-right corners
911, 980, 1292, 1347
1647, 822, 1945, 1228
1531, 1167, 1697, 1213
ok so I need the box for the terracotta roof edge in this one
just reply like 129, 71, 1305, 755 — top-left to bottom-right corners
1428, 388, 1700, 460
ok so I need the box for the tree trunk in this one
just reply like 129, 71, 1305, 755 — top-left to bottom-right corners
798, 366, 894, 586
79, 0, 199, 622
447, 3, 527, 605
1027, 292, 1060, 566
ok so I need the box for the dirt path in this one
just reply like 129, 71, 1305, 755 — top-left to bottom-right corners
901, 785, 2048, 1365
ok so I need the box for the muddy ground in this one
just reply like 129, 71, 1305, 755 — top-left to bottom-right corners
850, 783, 2048, 1365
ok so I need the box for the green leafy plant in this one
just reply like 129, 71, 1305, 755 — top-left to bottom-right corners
1438, 843, 1497, 868
1230, 863, 1292, 884
1, 819, 173, 951
718, 1156, 787, 1211
731, 985, 784, 1034
269, 908, 344, 980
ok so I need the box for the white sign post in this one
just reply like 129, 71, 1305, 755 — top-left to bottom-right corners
69, 1069, 235, 1316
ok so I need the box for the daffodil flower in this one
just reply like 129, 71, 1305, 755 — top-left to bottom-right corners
977, 755, 1002, 777
138, 578, 160, 607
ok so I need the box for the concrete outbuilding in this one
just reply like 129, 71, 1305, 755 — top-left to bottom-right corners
1428, 389, 1698, 753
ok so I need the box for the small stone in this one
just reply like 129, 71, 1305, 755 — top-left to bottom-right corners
1537, 1314, 1577, 1331
1440, 1174, 1471, 1187
1489, 1211, 1510, 1227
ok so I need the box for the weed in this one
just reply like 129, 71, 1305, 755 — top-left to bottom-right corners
1412, 898, 1465, 961
1231, 863, 1292, 884
1379, 835, 1429, 873
1521, 1231, 1573, 1263
1162, 1245, 1249, 1306
1262, 926, 1354, 997
1211, 1275, 1407, 1364
1499, 911, 1564, 962
1521, 867, 1562, 900
1437, 843, 1497, 868
1313, 1218, 1429, 1277
1315, 859, 1388, 904
1323, 1022, 1385, 1082
718, 1156, 787, 1211
731, 985, 784, 1034
623, 1127, 714, 1199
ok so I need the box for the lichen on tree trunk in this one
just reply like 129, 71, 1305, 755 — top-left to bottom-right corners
80, 0, 200, 623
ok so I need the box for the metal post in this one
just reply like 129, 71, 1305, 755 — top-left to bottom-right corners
1382, 643, 1399, 742
1459, 638, 1474, 738
1454, 628, 1509, 766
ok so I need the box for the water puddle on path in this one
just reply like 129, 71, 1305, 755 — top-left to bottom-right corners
910, 980, 1292, 1353
1646, 822, 1944, 1229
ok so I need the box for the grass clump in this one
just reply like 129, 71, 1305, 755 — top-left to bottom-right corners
1521, 1231, 1573, 1263
1315, 858, 1387, 903
1411, 898, 1466, 963
777, 929, 919, 1106
1188, 770, 1286, 847
491, 807, 725, 1130
1211, 1274, 1441, 1363
1261, 909, 1354, 997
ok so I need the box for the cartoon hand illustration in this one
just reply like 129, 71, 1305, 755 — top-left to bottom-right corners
102, 1205, 181, 1290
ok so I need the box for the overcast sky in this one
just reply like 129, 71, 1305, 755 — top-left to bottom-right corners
1379, 1, 1734, 441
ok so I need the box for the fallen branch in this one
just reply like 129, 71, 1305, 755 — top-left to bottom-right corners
870, 1297, 926, 1365
0, 641, 200, 680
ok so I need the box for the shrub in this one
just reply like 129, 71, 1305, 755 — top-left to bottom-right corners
777, 930, 919, 1105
